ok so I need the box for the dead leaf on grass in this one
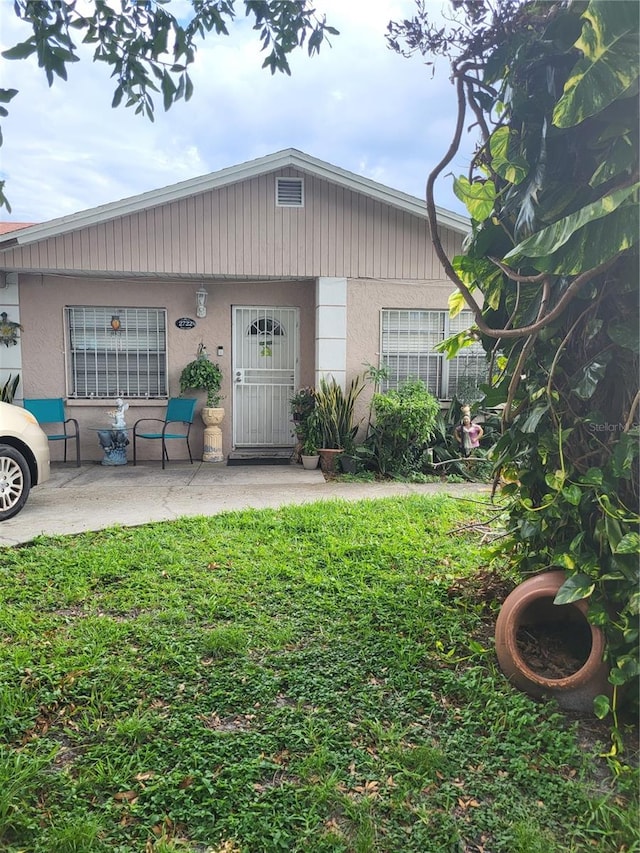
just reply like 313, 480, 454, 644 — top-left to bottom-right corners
114, 790, 138, 804
457, 797, 481, 810
134, 771, 156, 782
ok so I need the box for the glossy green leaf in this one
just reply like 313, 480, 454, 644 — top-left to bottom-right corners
577, 468, 604, 486
590, 132, 637, 187
593, 694, 611, 719
504, 184, 638, 263
545, 469, 566, 491
569, 531, 586, 552
489, 127, 529, 185
552, 552, 577, 570
521, 406, 548, 433
607, 318, 640, 352
448, 288, 468, 319
615, 532, 640, 554
573, 355, 610, 400
453, 176, 496, 221
611, 433, 638, 478
554, 573, 595, 604
553, 0, 640, 128
562, 484, 583, 506
608, 667, 629, 686
435, 329, 480, 360
519, 519, 541, 539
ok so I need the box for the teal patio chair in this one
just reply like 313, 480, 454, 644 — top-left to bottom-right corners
132, 397, 197, 469
23, 398, 81, 466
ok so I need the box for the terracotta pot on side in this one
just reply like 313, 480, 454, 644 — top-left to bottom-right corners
495, 570, 611, 712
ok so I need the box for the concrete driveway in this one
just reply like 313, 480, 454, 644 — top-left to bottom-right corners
0, 461, 491, 546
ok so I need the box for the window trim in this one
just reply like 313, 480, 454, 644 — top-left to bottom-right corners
379, 308, 487, 401
65, 305, 168, 400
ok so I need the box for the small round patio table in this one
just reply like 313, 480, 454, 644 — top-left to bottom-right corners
88, 426, 132, 466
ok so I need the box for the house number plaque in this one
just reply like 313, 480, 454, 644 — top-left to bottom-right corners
175, 317, 196, 329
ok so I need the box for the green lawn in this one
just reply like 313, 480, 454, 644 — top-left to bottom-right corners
0, 495, 637, 853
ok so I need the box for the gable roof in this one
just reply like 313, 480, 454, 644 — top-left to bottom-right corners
0, 149, 469, 250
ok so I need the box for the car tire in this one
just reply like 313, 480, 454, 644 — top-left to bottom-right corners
0, 444, 32, 521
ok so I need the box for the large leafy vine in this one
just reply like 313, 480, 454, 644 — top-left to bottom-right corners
390, 0, 639, 736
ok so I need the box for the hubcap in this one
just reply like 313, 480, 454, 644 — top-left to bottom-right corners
0, 456, 24, 511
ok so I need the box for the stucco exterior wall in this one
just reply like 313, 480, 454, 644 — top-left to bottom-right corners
345, 276, 459, 427
18, 274, 316, 461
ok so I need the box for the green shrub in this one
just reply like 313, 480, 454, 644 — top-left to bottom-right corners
370, 380, 439, 475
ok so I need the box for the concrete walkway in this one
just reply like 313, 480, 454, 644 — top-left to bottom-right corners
0, 461, 491, 546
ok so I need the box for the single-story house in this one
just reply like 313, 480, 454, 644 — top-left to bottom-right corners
0, 148, 485, 463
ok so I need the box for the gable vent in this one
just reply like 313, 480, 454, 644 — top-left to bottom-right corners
276, 177, 304, 207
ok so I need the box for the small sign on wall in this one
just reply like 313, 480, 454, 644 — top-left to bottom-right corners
175, 317, 197, 330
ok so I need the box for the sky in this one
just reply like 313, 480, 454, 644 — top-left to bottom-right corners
0, 0, 478, 225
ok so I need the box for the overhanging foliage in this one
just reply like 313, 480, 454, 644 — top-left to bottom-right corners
389, 0, 639, 738
0, 0, 337, 210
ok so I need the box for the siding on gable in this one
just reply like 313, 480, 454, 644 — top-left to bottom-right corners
0, 168, 464, 279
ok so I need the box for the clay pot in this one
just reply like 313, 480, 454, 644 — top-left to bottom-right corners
495, 571, 611, 712
318, 448, 343, 473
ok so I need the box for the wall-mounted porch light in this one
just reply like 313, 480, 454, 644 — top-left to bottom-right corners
196, 284, 208, 318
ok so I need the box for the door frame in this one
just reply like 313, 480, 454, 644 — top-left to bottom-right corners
231, 305, 300, 448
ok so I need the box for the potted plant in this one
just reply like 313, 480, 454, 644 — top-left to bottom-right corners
179, 343, 224, 462
314, 375, 364, 473
300, 411, 321, 470
289, 387, 317, 460
180, 343, 223, 408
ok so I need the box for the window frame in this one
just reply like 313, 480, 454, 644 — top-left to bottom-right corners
379, 308, 487, 401
65, 306, 168, 400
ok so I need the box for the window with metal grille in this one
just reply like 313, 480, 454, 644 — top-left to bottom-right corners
276, 177, 304, 207
380, 309, 487, 400
66, 307, 168, 398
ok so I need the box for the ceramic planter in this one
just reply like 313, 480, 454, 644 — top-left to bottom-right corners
201, 406, 225, 462
301, 454, 320, 470
495, 570, 611, 712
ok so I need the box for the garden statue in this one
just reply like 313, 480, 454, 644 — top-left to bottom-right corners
454, 406, 483, 457
108, 397, 129, 429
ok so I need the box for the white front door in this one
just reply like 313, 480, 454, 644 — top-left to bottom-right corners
232, 306, 299, 447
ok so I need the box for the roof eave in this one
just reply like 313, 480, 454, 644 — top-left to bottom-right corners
0, 149, 469, 249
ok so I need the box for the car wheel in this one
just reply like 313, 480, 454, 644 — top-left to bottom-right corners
0, 444, 32, 521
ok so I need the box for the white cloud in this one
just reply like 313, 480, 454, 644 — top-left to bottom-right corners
0, 0, 477, 222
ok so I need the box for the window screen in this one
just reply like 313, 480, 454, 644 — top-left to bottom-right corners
380, 309, 487, 399
67, 307, 168, 398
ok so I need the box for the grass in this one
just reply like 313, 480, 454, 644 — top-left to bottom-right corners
0, 494, 637, 853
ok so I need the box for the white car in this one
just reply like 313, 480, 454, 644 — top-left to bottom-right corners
0, 401, 50, 520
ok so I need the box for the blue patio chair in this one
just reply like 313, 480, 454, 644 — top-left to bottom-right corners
132, 397, 197, 469
23, 398, 81, 467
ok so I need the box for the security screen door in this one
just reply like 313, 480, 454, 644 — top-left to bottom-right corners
232, 307, 299, 447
